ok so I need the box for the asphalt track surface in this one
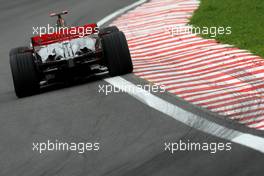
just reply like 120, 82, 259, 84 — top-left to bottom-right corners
0, 0, 264, 176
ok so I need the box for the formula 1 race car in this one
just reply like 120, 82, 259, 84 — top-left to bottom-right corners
9, 11, 133, 98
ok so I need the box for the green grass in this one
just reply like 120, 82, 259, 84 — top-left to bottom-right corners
189, 0, 264, 57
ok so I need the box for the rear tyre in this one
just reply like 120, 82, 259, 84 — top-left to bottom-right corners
99, 26, 119, 36
10, 52, 40, 98
101, 31, 133, 76
9, 46, 29, 57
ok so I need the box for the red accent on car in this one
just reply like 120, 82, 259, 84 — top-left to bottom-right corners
31, 23, 98, 47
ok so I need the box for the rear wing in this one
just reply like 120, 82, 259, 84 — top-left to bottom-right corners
31, 23, 98, 47
49, 10, 68, 17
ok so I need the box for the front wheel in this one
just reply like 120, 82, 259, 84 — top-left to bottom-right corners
101, 31, 133, 76
10, 52, 40, 97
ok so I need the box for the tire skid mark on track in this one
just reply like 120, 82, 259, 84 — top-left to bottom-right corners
110, 0, 264, 130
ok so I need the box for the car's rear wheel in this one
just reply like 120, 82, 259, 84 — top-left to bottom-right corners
101, 31, 133, 76
10, 52, 40, 98
99, 26, 119, 36
9, 46, 29, 57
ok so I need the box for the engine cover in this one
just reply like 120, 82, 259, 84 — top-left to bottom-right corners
37, 36, 96, 62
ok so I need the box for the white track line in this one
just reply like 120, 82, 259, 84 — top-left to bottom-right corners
105, 77, 264, 154
97, 0, 148, 27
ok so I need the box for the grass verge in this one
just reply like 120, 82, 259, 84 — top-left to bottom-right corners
189, 0, 264, 57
